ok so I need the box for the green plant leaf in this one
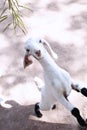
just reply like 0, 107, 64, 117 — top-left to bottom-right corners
0, 15, 8, 23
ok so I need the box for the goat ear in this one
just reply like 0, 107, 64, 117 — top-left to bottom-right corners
42, 39, 58, 59
35, 50, 41, 57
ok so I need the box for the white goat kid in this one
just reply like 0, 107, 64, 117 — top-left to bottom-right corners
23, 37, 87, 127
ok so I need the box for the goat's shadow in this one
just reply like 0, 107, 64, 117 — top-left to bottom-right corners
0, 100, 85, 130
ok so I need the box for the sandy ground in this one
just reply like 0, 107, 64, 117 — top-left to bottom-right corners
0, 0, 87, 130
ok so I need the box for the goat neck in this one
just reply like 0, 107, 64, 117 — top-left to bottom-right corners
39, 50, 58, 72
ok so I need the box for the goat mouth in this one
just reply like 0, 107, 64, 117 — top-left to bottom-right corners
24, 54, 33, 68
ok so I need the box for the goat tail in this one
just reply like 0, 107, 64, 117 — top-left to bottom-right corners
34, 77, 44, 91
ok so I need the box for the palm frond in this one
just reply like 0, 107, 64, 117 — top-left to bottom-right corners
0, 0, 32, 33
0, 15, 8, 22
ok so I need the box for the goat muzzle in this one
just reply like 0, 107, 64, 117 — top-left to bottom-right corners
24, 54, 33, 69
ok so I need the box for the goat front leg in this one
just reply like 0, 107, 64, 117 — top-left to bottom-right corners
59, 96, 87, 127
71, 83, 87, 97
34, 103, 43, 118
52, 104, 56, 110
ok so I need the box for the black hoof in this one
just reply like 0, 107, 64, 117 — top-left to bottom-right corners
71, 108, 87, 127
78, 118, 87, 127
81, 88, 87, 97
35, 103, 43, 118
52, 104, 56, 110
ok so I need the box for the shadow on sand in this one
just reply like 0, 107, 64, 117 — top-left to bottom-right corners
0, 100, 84, 130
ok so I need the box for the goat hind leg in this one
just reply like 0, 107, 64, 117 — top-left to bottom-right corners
59, 96, 87, 127
81, 88, 87, 97
71, 83, 87, 97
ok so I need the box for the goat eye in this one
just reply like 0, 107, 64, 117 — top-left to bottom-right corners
26, 49, 30, 52
39, 40, 42, 43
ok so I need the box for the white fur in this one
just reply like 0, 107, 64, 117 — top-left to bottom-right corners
24, 37, 83, 111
